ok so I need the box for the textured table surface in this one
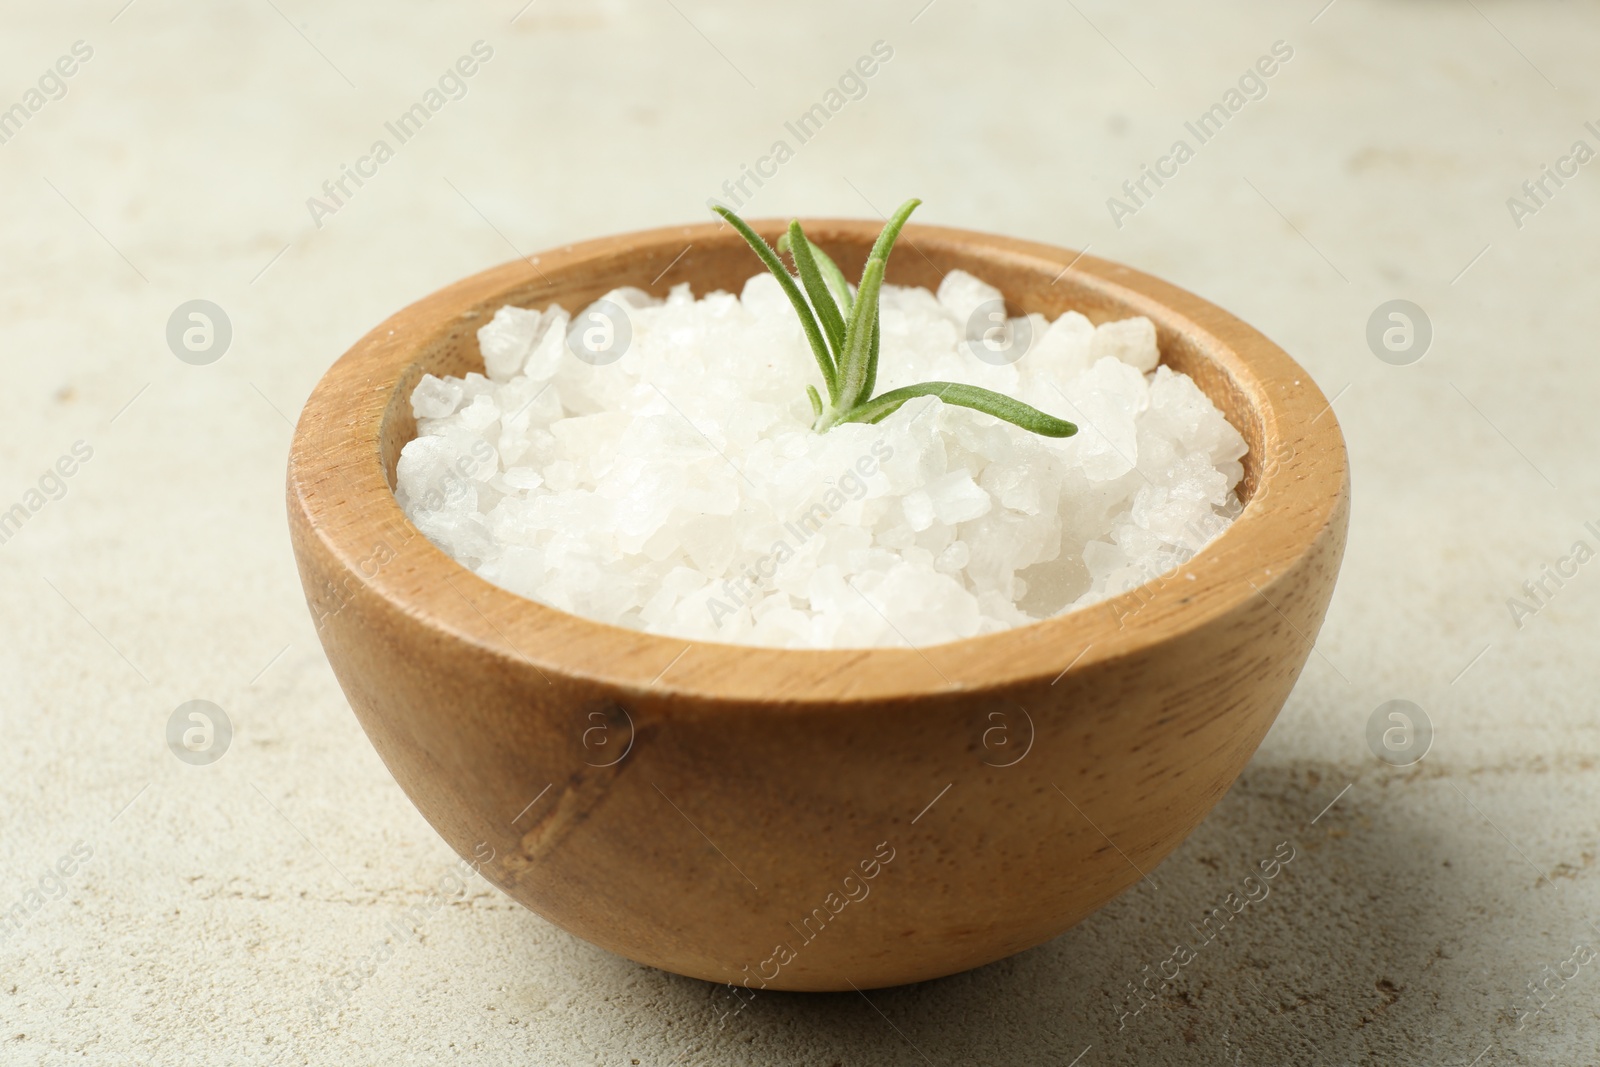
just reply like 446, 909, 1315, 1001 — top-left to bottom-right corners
2, 1, 1597, 1064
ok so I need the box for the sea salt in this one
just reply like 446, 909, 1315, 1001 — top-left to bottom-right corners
394, 270, 1248, 648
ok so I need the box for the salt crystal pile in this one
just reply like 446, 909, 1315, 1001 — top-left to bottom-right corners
394, 269, 1248, 649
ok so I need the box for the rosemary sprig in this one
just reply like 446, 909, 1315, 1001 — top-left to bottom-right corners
712, 199, 1077, 439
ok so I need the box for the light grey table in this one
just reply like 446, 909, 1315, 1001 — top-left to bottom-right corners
2, 1, 1595, 1063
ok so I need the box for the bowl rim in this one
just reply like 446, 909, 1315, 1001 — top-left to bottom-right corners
287, 218, 1347, 706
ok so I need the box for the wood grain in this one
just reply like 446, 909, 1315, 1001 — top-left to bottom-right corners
286, 219, 1349, 991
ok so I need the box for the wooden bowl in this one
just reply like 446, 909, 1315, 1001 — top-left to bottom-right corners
287, 219, 1348, 992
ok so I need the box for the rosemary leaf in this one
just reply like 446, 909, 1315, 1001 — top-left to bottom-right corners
787, 221, 847, 360
867, 198, 922, 264
863, 316, 880, 402
839, 381, 1078, 437
835, 257, 886, 412
808, 241, 854, 315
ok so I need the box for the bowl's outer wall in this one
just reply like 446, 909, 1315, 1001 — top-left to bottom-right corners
287, 221, 1349, 991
